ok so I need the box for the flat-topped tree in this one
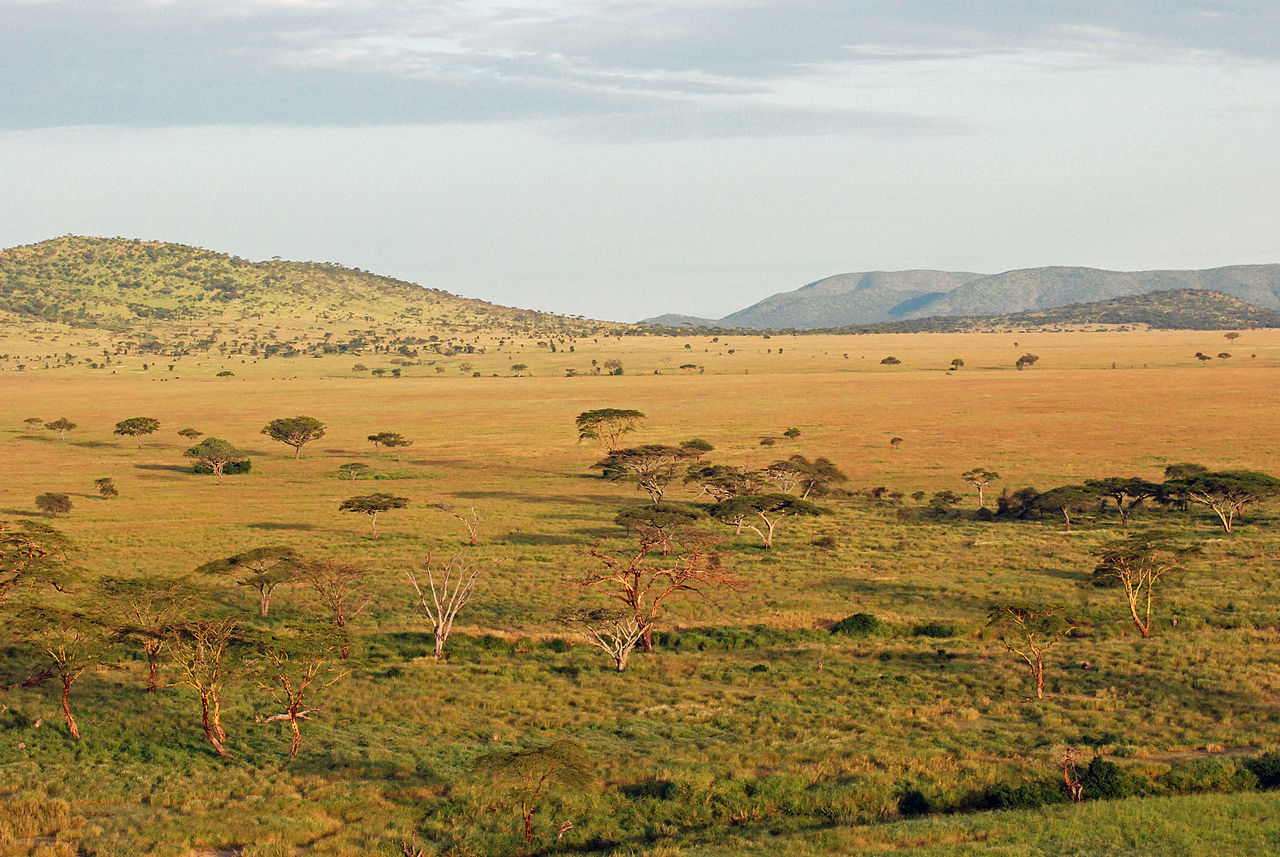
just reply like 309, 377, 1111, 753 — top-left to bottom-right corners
340, 493, 409, 540
575, 408, 645, 453
709, 493, 823, 548
45, 417, 76, 440
1029, 484, 1101, 531
254, 628, 349, 757
1084, 477, 1161, 526
615, 503, 702, 555
306, 559, 374, 659
1091, 536, 1180, 638
593, 443, 706, 504
367, 431, 413, 460
0, 520, 72, 605
98, 575, 195, 693
114, 416, 160, 449
36, 493, 72, 518
1165, 469, 1280, 533
961, 468, 1000, 509
262, 416, 326, 459
16, 608, 111, 741
757, 455, 847, 498
185, 437, 248, 484
196, 546, 303, 617
684, 464, 759, 501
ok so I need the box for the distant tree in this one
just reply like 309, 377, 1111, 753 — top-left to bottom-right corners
185, 437, 248, 484
337, 462, 372, 480
985, 604, 1077, 699
1015, 353, 1040, 370
0, 520, 72, 604
177, 427, 203, 441
603, 359, 623, 375
1083, 477, 1160, 526
306, 559, 374, 659
197, 546, 303, 617
1091, 537, 1179, 638
680, 438, 715, 453
1217, 352, 1232, 360
1194, 352, 1212, 364
22, 417, 44, 430
339, 493, 409, 540
44, 417, 77, 440
593, 444, 706, 504
558, 607, 646, 672
783, 426, 802, 439
36, 493, 72, 518
889, 436, 904, 448
1165, 470, 1280, 533
367, 431, 413, 459
758, 455, 847, 498
478, 741, 594, 843
961, 468, 1001, 509
880, 356, 901, 365
583, 532, 735, 653
926, 490, 964, 518
169, 618, 239, 757
255, 629, 348, 757
1224, 331, 1241, 341
405, 554, 482, 660
1029, 484, 1101, 531
113, 416, 161, 449
261, 416, 326, 459
575, 408, 645, 453
709, 493, 823, 548
684, 464, 758, 501
510, 363, 528, 376
94, 477, 118, 499
950, 358, 964, 370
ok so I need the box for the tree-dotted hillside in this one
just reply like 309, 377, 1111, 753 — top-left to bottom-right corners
0, 236, 621, 338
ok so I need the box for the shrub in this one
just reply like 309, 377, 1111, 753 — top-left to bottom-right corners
1078, 756, 1148, 800
1160, 758, 1257, 794
831, 613, 880, 637
912, 621, 959, 638
974, 780, 1066, 810
1245, 751, 1280, 790
192, 459, 251, 475
810, 535, 837, 550
896, 787, 934, 817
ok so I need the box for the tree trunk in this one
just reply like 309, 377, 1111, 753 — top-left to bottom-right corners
370, 513, 379, 540
1033, 660, 1045, 699
289, 716, 301, 757
61, 678, 80, 740
201, 695, 232, 757
641, 623, 654, 654
433, 631, 445, 661
522, 804, 534, 842
259, 587, 271, 617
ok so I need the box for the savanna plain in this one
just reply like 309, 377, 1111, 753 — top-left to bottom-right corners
3, 325, 1280, 857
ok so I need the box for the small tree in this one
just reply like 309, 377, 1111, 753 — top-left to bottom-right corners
575, 408, 646, 453
99, 576, 195, 693
478, 741, 594, 843
709, 494, 822, 548
1015, 353, 1040, 370
1029, 485, 1100, 531
1091, 537, 1179, 638
367, 432, 413, 459
261, 416, 326, 459
169, 618, 239, 757
113, 417, 161, 449
405, 554, 482, 660
1084, 477, 1160, 526
594, 444, 706, 504
558, 607, 646, 672
985, 604, 1076, 699
185, 438, 248, 485
197, 546, 303, 617
44, 417, 77, 440
950, 358, 964, 370
426, 502, 481, 546
22, 417, 44, 430
306, 559, 374, 658
615, 503, 702, 555
19, 609, 110, 740
255, 629, 348, 757
94, 477, 119, 499
36, 493, 72, 518
340, 493, 409, 540
177, 427, 203, 440
961, 468, 1000, 509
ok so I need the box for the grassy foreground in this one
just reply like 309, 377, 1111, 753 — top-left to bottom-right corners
1, 328, 1279, 856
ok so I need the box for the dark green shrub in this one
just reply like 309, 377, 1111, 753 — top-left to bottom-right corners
191, 458, 251, 475
1079, 757, 1148, 800
1245, 751, 1280, 790
896, 787, 933, 817
912, 621, 959, 638
975, 506, 995, 521
620, 779, 678, 800
543, 638, 570, 653
811, 535, 837, 550
1160, 758, 1257, 794
965, 780, 1065, 811
831, 613, 880, 636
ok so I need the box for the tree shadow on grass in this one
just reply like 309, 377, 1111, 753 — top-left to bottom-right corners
70, 440, 119, 449
246, 522, 316, 531
503, 532, 580, 546
134, 464, 193, 473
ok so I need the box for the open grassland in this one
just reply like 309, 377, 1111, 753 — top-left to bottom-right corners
2, 329, 1280, 856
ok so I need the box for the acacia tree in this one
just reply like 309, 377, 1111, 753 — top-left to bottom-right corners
255, 630, 348, 757
582, 532, 736, 653
1091, 537, 1179, 638
20, 609, 110, 740
184, 437, 248, 485
340, 493, 409, 540
261, 416, 326, 459
1166, 470, 1280, 534
405, 554, 482, 660
575, 408, 645, 453
0, 520, 72, 604
169, 618, 239, 758
758, 456, 847, 498
94, 477, 119, 499
1029, 485, 1100, 531
557, 607, 646, 672
708, 494, 823, 548
985, 604, 1076, 699
307, 559, 374, 658
961, 468, 1001, 509
684, 464, 759, 501
35, 493, 72, 518
1084, 477, 1160, 526
99, 576, 196, 693
113, 417, 161, 449
177, 427, 203, 441
614, 503, 701, 555
593, 444, 705, 503
478, 741, 594, 843
426, 502, 480, 546
196, 546, 302, 617
44, 417, 77, 440
368, 432, 413, 460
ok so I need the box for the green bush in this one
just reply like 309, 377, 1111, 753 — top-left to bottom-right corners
1160, 758, 1257, 794
831, 613, 880, 636
963, 780, 1065, 811
896, 787, 934, 817
912, 621, 959, 638
1245, 751, 1280, 790
1079, 756, 1149, 800
191, 458, 251, 475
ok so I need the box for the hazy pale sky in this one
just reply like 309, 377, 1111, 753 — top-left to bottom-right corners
2, 1, 1278, 321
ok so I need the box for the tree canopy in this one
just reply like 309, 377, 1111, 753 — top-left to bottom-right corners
261, 416, 326, 458
575, 408, 645, 453
113, 417, 161, 448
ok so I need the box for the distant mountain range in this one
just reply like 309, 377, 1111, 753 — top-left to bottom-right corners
644, 265, 1280, 330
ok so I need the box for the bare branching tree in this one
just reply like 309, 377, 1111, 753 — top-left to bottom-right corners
984, 604, 1077, 699
426, 503, 481, 546
255, 631, 348, 757
557, 607, 646, 671
406, 554, 482, 660
170, 618, 239, 757
307, 560, 374, 659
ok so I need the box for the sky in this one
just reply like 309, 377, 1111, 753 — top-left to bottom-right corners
1, 1, 1279, 322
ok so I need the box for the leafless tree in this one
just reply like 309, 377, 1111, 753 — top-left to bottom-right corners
307, 560, 374, 659
255, 632, 348, 757
406, 554, 482, 660
558, 607, 646, 671
426, 503, 480, 546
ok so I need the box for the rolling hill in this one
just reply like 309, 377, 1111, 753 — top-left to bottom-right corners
646, 264, 1280, 329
